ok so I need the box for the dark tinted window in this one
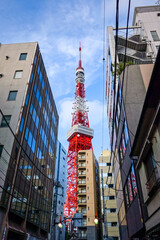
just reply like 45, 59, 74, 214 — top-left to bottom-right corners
8, 91, 17, 101
19, 53, 27, 60
0, 115, 11, 127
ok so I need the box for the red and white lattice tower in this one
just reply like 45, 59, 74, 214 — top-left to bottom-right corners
64, 43, 93, 225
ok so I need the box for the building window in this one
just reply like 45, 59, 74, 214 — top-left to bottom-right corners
110, 208, 116, 213
0, 115, 11, 127
19, 53, 27, 60
144, 148, 158, 196
150, 31, 160, 41
8, 91, 18, 101
20, 117, 24, 132
0, 145, 4, 157
108, 184, 114, 188
111, 222, 117, 226
88, 218, 90, 222
25, 93, 29, 106
14, 70, 23, 79
110, 196, 115, 200
107, 162, 111, 166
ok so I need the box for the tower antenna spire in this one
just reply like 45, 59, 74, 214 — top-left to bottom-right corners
78, 41, 82, 68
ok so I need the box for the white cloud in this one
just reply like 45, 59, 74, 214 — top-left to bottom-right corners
59, 98, 104, 131
59, 98, 73, 130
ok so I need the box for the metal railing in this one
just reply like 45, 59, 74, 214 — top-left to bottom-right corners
78, 189, 86, 194
78, 180, 86, 185
78, 209, 87, 214
78, 163, 86, 168
78, 171, 86, 176
78, 199, 87, 204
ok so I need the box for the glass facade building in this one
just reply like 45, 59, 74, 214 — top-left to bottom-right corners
0, 42, 58, 239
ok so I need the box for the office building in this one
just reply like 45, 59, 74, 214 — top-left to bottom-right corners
50, 140, 67, 240
0, 42, 59, 239
99, 150, 119, 240
77, 149, 101, 240
106, 5, 160, 239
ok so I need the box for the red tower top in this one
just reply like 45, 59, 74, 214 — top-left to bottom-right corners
76, 42, 84, 71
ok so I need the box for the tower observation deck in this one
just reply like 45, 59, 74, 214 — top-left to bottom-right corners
64, 43, 93, 225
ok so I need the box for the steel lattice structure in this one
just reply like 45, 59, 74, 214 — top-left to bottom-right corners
64, 43, 93, 225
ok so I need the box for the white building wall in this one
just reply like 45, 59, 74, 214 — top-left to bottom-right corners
133, 6, 160, 57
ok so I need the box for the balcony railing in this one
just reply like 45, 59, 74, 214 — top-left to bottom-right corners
82, 220, 87, 226
78, 171, 86, 176
78, 199, 87, 204
78, 209, 87, 214
78, 180, 86, 185
78, 189, 86, 194
78, 163, 86, 168
146, 169, 160, 196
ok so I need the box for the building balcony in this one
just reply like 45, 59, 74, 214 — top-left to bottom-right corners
78, 209, 87, 216
78, 171, 86, 177
78, 180, 86, 186
78, 156, 86, 162
78, 199, 87, 206
78, 163, 86, 169
146, 169, 160, 196
78, 189, 86, 195
117, 35, 147, 51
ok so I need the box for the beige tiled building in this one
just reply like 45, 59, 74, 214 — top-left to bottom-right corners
77, 149, 101, 240
99, 150, 119, 240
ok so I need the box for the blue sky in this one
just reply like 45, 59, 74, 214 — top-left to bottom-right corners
0, 0, 156, 159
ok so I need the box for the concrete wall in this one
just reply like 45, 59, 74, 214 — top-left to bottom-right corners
133, 6, 160, 56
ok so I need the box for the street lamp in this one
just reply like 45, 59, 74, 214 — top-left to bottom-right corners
94, 210, 99, 225
58, 216, 63, 228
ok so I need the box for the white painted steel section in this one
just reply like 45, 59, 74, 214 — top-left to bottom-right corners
67, 124, 94, 141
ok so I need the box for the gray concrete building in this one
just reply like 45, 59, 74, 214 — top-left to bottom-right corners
106, 5, 160, 239
0, 42, 59, 239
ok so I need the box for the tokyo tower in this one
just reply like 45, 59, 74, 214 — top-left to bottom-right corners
64, 43, 93, 225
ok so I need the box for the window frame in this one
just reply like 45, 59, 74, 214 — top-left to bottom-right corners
7, 90, 18, 101
19, 53, 27, 60
150, 30, 160, 41
0, 115, 11, 127
14, 70, 23, 79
